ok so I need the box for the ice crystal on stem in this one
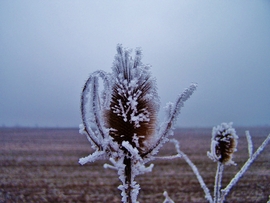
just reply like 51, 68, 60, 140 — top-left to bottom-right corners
79, 44, 197, 203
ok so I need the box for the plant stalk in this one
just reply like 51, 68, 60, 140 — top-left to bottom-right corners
214, 162, 224, 203
124, 156, 134, 203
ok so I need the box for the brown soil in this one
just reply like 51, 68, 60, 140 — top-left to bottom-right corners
0, 127, 269, 203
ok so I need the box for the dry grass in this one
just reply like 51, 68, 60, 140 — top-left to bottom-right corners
0, 127, 269, 203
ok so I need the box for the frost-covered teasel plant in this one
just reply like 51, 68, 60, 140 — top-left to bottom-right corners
208, 123, 238, 203
173, 122, 270, 203
79, 44, 197, 203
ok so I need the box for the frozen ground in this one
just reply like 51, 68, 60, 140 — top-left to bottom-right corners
0, 127, 269, 203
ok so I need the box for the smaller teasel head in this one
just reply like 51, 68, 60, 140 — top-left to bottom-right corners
207, 122, 238, 165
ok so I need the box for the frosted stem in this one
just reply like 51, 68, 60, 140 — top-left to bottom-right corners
81, 75, 101, 148
103, 163, 117, 170
117, 155, 139, 203
79, 125, 100, 149
220, 133, 270, 202
160, 83, 197, 137
80, 70, 111, 149
170, 139, 213, 203
92, 76, 106, 139
124, 157, 133, 203
181, 151, 213, 203
142, 83, 197, 157
214, 162, 224, 203
245, 131, 253, 157
155, 154, 181, 160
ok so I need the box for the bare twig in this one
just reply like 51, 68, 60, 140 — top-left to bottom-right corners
142, 84, 197, 158
245, 131, 253, 157
170, 139, 213, 203
214, 162, 223, 203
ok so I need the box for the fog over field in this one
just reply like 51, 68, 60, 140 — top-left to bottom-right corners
1, 1, 270, 127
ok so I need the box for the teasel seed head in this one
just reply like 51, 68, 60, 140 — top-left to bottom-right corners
104, 45, 159, 155
208, 122, 238, 165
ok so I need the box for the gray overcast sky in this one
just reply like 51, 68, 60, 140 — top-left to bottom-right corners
0, 1, 270, 128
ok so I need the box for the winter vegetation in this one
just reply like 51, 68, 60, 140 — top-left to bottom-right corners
179, 123, 270, 203
79, 44, 196, 202
79, 44, 270, 203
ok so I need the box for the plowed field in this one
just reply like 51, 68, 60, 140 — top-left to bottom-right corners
0, 127, 269, 203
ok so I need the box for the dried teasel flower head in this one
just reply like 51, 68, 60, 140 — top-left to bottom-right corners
79, 44, 196, 164
79, 44, 197, 203
104, 45, 159, 154
207, 122, 238, 165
